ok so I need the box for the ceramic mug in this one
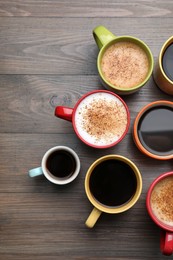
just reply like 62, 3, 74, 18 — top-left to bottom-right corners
85, 155, 142, 228
153, 36, 173, 95
146, 171, 173, 255
55, 90, 130, 149
28, 146, 80, 185
93, 25, 154, 95
133, 100, 173, 160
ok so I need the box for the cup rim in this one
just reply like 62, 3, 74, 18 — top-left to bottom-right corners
72, 90, 130, 149
85, 155, 142, 214
97, 36, 154, 93
159, 36, 173, 84
133, 100, 173, 160
41, 146, 80, 185
146, 171, 173, 232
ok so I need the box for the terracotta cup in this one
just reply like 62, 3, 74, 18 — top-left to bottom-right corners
133, 100, 173, 160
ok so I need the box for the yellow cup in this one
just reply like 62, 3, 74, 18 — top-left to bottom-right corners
153, 36, 173, 95
85, 155, 142, 228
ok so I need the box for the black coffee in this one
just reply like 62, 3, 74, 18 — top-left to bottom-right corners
89, 160, 137, 207
162, 43, 173, 81
46, 150, 76, 179
137, 106, 173, 156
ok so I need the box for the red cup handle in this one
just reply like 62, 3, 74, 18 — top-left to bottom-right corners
55, 106, 73, 122
160, 230, 173, 255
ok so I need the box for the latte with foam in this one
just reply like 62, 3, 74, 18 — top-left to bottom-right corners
150, 176, 173, 226
101, 41, 149, 89
74, 92, 128, 147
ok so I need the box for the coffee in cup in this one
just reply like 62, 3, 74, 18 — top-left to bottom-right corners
101, 41, 149, 89
150, 175, 173, 227
93, 25, 154, 95
55, 90, 130, 149
146, 171, 173, 255
28, 146, 80, 185
85, 155, 142, 228
153, 36, 173, 95
133, 100, 173, 160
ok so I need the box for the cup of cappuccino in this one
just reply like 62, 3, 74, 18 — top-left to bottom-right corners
153, 36, 173, 95
85, 155, 142, 228
93, 25, 154, 95
146, 171, 173, 255
55, 90, 130, 149
28, 146, 80, 185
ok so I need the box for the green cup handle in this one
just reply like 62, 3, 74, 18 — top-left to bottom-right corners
93, 25, 117, 50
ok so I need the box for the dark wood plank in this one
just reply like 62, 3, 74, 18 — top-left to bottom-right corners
0, 17, 173, 74
0, 133, 172, 259
0, 0, 173, 18
0, 132, 172, 192
0, 75, 172, 133
0, 1, 173, 259
0, 192, 160, 259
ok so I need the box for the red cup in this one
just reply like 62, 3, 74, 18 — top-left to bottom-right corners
146, 171, 173, 255
55, 90, 130, 149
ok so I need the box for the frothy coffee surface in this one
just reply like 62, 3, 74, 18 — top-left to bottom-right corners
75, 92, 128, 146
101, 41, 149, 89
151, 176, 173, 226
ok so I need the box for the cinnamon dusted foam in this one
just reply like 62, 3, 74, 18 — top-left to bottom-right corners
151, 176, 173, 226
101, 41, 149, 89
75, 92, 128, 146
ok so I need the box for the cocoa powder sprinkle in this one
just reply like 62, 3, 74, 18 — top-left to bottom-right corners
151, 176, 173, 225
77, 97, 127, 144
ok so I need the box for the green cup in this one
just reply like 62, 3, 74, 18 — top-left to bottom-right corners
93, 25, 154, 95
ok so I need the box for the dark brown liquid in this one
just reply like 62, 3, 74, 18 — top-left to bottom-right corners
137, 106, 173, 156
162, 43, 173, 81
46, 150, 76, 179
89, 160, 137, 207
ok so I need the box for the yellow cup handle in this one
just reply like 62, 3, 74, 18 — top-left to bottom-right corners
93, 25, 117, 50
85, 207, 102, 228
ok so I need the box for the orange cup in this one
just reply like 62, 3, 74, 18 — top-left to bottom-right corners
133, 100, 173, 160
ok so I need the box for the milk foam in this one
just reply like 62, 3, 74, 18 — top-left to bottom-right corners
74, 92, 128, 147
101, 41, 149, 89
151, 176, 173, 226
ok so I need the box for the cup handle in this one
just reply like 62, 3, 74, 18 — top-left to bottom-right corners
160, 230, 173, 255
55, 106, 73, 122
93, 25, 117, 50
85, 207, 102, 228
28, 167, 43, 177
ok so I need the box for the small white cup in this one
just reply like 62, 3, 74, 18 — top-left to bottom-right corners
28, 146, 80, 185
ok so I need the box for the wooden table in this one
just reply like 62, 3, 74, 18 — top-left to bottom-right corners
0, 1, 173, 259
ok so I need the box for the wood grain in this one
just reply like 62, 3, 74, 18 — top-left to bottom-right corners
0, 1, 173, 18
0, 1, 173, 259
0, 17, 172, 74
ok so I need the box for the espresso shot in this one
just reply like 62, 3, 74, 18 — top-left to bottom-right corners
28, 146, 81, 185
46, 150, 76, 179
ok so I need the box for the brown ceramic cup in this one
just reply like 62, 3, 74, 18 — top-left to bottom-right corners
133, 100, 173, 160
